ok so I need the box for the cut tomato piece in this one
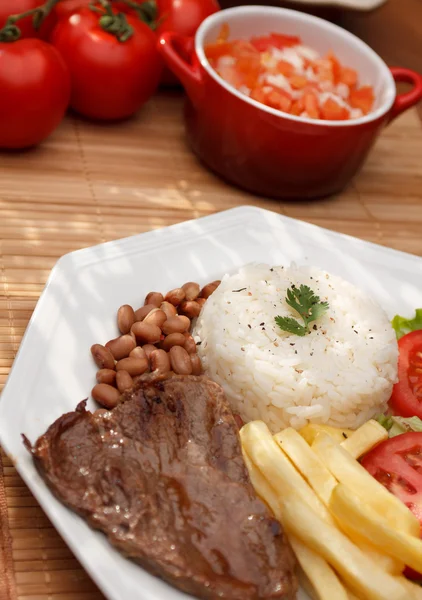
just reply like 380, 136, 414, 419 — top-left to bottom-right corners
290, 100, 302, 116
391, 330, 422, 419
289, 75, 308, 89
205, 42, 234, 61
250, 87, 267, 104
340, 67, 358, 89
250, 33, 300, 52
216, 23, 230, 44
303, 92, 320, 119
276, 60, 294, 77
349, 86, 375, 114
362, 432, 422, 579
326, 51, 341, 84
321, 97, 349, 120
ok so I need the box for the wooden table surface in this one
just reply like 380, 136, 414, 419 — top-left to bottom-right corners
0, 2, 421, 599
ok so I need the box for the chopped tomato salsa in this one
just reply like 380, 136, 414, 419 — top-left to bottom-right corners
205, 26, 375, 121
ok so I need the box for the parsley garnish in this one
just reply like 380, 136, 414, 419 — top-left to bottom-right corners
275, 284, 329, 336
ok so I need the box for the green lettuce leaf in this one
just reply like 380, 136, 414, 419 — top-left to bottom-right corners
391, 308, 422, 340
376, 415, 422, 437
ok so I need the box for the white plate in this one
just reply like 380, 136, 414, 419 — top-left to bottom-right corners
1, 206, 421, 600
287, 0, 387, 11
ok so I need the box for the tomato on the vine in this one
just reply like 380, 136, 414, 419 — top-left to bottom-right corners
0, 39, 71, 148
50, 6, 162, 121
0, 0, 56, 40
54, 0, 92, 20
156, 0, 220, 85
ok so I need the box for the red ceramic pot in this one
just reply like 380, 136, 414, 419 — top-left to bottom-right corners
158, 6, 422, 199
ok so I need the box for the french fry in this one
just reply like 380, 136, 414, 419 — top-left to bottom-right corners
280, 494, 409, 600
399, 577, 422, 600
242, 449, 349, 600
274, 427, 337, 505
330, 483, 422, 574
340, 419, 388, 459
299, 423, 354, 446
274, 428, 403, 575
240, 421, 335, 525
312, 431, 420, 537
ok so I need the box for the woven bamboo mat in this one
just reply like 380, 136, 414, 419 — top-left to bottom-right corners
0, 90, 421, 600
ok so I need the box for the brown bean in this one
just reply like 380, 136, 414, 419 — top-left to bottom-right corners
165, 288, 185, 307
131, 321, 162, 344
142, 344, 157, 360
91, 344, 115, 370
190, 354, 203, 375
160, 301, 177, 319
116, 370, 134, 393
169, 346, 193, 375
92, 383, 121, 409
161, 333, 186, 351
134, 304, 156, 322
182, 281, 200, 301
144, 308, 167, 328
145, 292, 164, 307
106, 334, 136, 361
162, 315, 190, 335
150, 349, 171, 374
196, 297, 206, 308
117, 304, 135, 335
178, 300, 201, 319
116, 357, 149, 377
183, 334, 197, 355
96, 369, 117, 385
129, 346, 147, 360
200, 280, 221, 299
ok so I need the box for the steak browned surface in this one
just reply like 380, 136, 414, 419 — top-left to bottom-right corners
26, 374, 297, 600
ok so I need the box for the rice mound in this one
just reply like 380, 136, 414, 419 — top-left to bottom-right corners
193, 263, 398, 432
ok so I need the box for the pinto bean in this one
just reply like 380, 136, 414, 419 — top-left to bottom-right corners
150, 349, 171, 374
196, 298, 206, 308
190, 354, 203, 375
144, 308, 167, 328
178, 300, 201, 319
162, 316, 190, 335
134, 304, 156, 322
92, 383, 121, 409
106, 334, 136, 361
117, 304, 135, 334
116, 357, 149, 377
169, 346, 193, 375
145, 292, 164, 307
91, 344, 115, 370
131, 322, 162, 344
141, 344, 157, 360
200, 280, 221, 299
183, 334, 197, 355
129, 346, 148, 361
116, 370, 134, 393
161, 333, 186, 351
160, 301, 177, 319
96, 369, 117, 385
165, 288, 185, 307
182, 282, 200, 301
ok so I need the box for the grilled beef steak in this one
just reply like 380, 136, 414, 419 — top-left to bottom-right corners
26, 374, 297, 600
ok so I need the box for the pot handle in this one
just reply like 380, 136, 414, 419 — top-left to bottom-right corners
158, 32, 204, 105
388, 67, 422, 123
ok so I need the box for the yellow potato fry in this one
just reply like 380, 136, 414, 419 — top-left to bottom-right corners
290, 536, 349, 600
274, 428, 337, 505
312, 431, 419, 537
340, 419, 388, 459
274, 428, 403, 575
346, 590, 362, 600
330, 483, 422, 574
240, 421, 335, 525
399, 577, 422, 600
242, 448, 349, 600
299, 423, 354, 446
280, 494, 408, 600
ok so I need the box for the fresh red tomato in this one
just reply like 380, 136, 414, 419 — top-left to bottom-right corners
391, 330, 422, 419
0, 0, 56, 40
54, 0, 92, 20
250, 33, 301, 52
156, 0, 220, 85
51, 7, 162, 121
0, 39, 70, 149
362, 432, 422, 579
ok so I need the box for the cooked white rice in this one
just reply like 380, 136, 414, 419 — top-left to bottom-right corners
193, 264, 398, 432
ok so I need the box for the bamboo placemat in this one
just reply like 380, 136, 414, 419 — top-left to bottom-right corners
0, 91, 421, 600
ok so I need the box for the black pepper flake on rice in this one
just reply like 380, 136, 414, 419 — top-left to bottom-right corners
313, 324, 318, 331
295, 350, 297, 354
354, 330, 358, 334
241, 347, 245, 352
260, 322, 265, 326
270, 268, 274, 272
290, 343, 295, 346
232, 287, 247, 293
369, 336, 374, 339
247, 324, 251, 329
196, 341, 202, 346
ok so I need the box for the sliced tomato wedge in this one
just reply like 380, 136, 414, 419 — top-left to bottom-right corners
250, 33, 300, 52
391, 330, 422, 419
362, 432, 422, 579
